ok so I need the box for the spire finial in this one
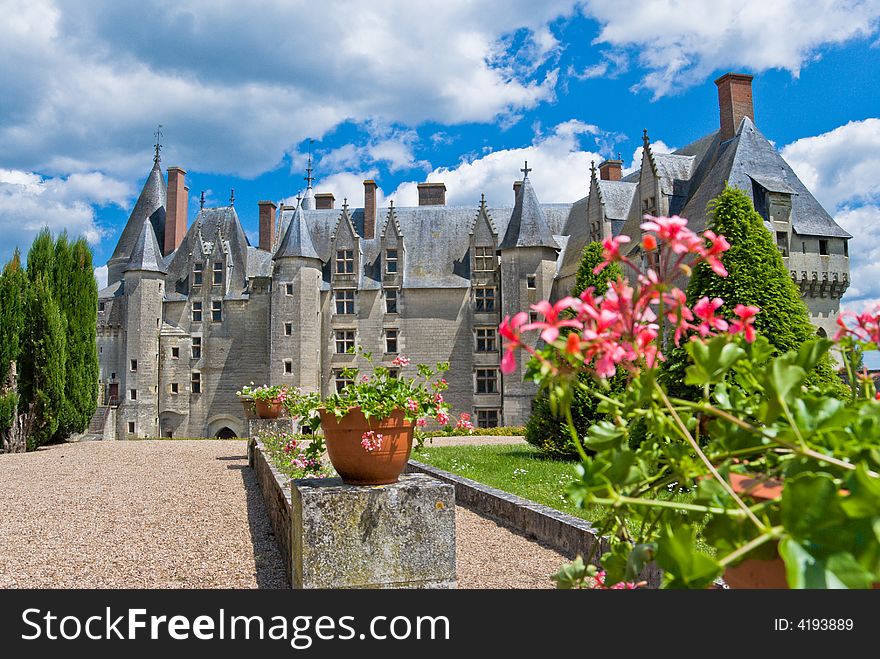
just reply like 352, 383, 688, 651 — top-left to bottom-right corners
153, 124, 163, 164
389, 199, 394, 210
617, 151, 622, 161
480, 192, 486, 208
229, 189, 235, 206
521, 160, 532, 178
342, 197, 349, 213
199, 190, 205, 210
304, 138, 315, 189
642, 128, 650, 145
590, 159, 596, 172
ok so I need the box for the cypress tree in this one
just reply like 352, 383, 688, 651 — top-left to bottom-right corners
26, 228, 56, 284
0, 250, 27, 432
23, 273, 66, 450
525, 241, 625, 458
664, 185, 840, 392
52, 232, 75, 438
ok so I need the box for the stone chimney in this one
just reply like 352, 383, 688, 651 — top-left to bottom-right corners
164, 167, 188, 255
363, 180, 377, 239
258, 201, 276, 252
417, 182, 446, 206
715, 72, 754, 142
513, 180, 523, 203
598, 159, 623, 181
315, 192, 335, 210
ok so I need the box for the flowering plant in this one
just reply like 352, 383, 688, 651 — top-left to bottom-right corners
257, 428, 327, 479
236, 383, 294, 404
501, 215, 880, 589
286, 349, 469, 447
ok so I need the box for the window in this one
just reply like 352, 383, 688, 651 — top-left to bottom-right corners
129, 388, 138, 401
98, 302, 105, 312
384, 289, 398, 314
776, 231, 789, 257
191, 337, 201, 359
388, 369, 399, 379
284, 360, 293, 374
802, 242, 806, 254
128, 421, 136, 434
336, 249, 354, 274
819, 239, 829, 256
529, 311, 538, 324
284, 322, 293, 336
171, 346, 180, 359
211, 300, 222, 322
335, 290, 355, 315
193, 262, 203, 286
192, 301, 202, 322
285, 283, 294, 295
386, 249, 398, 274
475, 287, 495, 312
335, 370, 353, 392
130, 359, 138, 372
385, 329, 398, 354
213, 261, 224, 285
844, 241, 849, 257
474, 246, 496, 272
527, 274, 536, 289
477, 409, 500, 428
171, 382, 179, 394
475, 327, 497, 352
335, 330, 356, 354
475, 368, 498, 394
191, 372, 201, 394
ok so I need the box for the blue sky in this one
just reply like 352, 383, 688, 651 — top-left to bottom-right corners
2, 0, 880, 328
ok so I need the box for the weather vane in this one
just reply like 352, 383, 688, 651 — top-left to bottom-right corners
153, 124, 163, 163
304, 138, 315, 189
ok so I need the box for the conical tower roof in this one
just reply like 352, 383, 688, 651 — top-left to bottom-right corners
123, 218, 167, 274
498, 164, 558, 250
274, 200, 320, 260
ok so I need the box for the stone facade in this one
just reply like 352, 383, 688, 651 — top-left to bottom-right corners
97, 73, 851, 438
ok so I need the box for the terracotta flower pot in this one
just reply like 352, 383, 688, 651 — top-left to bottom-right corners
254, 400, 283, 419
320, 407, 414, 485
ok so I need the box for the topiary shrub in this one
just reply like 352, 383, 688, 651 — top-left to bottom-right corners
525, 241, 624, 458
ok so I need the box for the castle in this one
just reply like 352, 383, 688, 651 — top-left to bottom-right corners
96, 73, 851, 439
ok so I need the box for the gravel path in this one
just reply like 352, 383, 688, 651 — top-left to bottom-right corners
0, 440, 563, 589
424, 434, 527, 447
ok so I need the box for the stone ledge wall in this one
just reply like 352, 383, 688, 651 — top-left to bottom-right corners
250, 438, 293, 586
407, 459, 662, 588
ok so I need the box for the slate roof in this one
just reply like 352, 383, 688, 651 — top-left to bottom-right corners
651, 153, 696, 195
123, 219, 167, 274
597, 180, 637, 220
274, 203, 320, 261
498, 176, 560, 251
109, 160, 166, 268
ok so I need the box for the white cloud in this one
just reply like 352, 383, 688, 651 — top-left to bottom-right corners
94, 265, 108, 290
0, 168, 130, 263
580, 0, 880, 97
386, 120, 611, 207
836, 205, 880, 306
781, 118, 880, 210
0, 0, 573, 179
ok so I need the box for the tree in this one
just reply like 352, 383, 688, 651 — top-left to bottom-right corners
21, 273, 66, 450
525, 241, 625, 458
0, 250, 27, 437
664, 185, 841, 393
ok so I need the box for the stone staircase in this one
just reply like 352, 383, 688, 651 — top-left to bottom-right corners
71, 406, 113, 442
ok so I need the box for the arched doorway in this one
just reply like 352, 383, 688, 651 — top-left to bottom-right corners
215, 427, 237, 439
817, 327, 828, 338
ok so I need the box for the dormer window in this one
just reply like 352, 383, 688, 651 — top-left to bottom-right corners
474, 246, 495, 272
819, 239, 829, 256
385, 249, 398, 274
213, 261, 224, 285
336, 249, 354, 274
193, 262, 203, 286
776, 232, 789, 257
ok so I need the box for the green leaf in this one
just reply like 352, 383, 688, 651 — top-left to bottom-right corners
793, 339, 834, 373
781, 472, 840, 541
779, 538, 874, 589
625, 543, 656, 582
583, 420, 626, 451
551, 555, 595, 589
759, 357, 807, 423
685, 336, 746, 386
655, 524, 723, 589
840, 466, 880, 519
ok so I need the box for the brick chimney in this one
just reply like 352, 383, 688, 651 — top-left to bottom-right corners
315, 192, 335, 210
258, 201, 276, 252
363, 180, 377, 239
165, 167, 188, 255
417, 182, 446, 206
598, 159, 623, 181
513, 180, 523, 203
715, 72, 754, 142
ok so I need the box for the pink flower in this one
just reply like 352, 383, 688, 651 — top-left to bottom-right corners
360, 431, 383, 452
500, 347, 517, 374
405, 398, 419, 412
693, 297, 728, 336
595, 235, 631, 273
361, 374, 370, 382
416, 418, 428, 427
434, 392, 444, 404
700, 230, 730, 277
456, 413, 474, 432
436, 410, 450, 425
391, 355, 411, 367
523, 297, 582, 344
663, 288, 695, 345
729, 304, 760, 343
592, 570, 642, 590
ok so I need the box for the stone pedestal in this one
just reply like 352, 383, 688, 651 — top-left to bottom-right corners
247, 417, 296, 439
291, 474, 456, 589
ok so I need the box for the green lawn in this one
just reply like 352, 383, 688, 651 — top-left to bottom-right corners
412, 443, 603, 523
